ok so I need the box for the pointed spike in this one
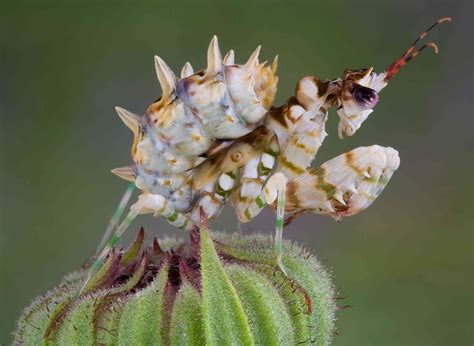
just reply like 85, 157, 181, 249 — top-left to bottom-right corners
324, 201, 335, 213
111, 166, 136, 182
115, 107, 140, 135
180, 62, 194, 78
334, 192, 346, 206
271, 55, 279, 73
223, 49, 235, 65
245, 45, 261, 69
347, 184, 358, 194
206, 35, 222, 76
154, 56, 177, 99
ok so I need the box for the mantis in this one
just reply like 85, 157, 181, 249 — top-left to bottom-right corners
80, 17, 450, 293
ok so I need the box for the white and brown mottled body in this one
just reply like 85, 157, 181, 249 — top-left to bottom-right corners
110, 17, 450, 231
115, 50, 397, 225
114, 37, 278, 216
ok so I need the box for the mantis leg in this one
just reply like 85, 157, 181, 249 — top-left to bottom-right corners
78, 194, 195, 295
78, 204, 141, 295
95, 182, 135, 256
188, 172, 237, 224
233, 176, 266, 223
233, 140, 279, 223
263, 173, 289, 276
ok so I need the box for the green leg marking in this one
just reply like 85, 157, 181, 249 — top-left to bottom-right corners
244, 208, 252, 221
255, 195, 265, 209
166, 211, 178, 223
78, 206, 139, 296
275, 182, 288, 276
95, 182, 135, 255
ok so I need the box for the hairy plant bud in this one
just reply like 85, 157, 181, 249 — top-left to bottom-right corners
15, 227, 336, 345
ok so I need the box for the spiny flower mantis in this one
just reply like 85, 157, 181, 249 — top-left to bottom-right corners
80, 17, 451, 294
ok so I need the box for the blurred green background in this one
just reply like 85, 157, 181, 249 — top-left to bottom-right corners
1, 1, 472, 344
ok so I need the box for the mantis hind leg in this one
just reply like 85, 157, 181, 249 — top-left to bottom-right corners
78, 193, 195, 295
95, 182, 135, 256
79, 202, 141, 295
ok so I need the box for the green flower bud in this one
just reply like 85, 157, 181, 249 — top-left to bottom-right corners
15, 226, 336, 345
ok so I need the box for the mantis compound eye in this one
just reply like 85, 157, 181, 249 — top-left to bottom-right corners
336, 80, 379, 139
353, 84, 379, 110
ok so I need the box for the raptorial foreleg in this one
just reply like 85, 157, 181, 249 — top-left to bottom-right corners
265, 76, 332, 179
284, 145, 401, 219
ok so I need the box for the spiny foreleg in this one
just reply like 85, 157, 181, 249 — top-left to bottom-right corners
284, 145, 401, 220
233, 75, 333, 223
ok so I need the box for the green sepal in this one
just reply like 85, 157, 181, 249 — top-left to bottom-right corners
120, 227, 144, 265
14, 281, 78, 345
111, 254, 147, 294
225, 264, 295, 345
94, 297, 125, 345
213, 233, 336, 345
83, 248, 118, 293
55, 293, 100, 344
169, 282, 205, 345
200, 226, 254, 345
116, 261, 169, 345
